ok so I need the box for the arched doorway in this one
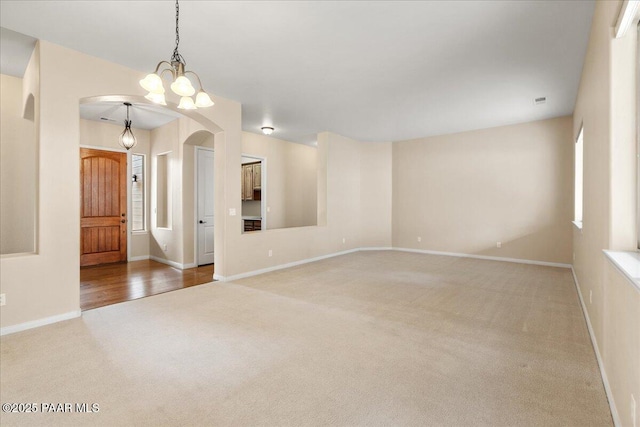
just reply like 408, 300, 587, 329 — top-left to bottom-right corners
78, 95, 223, 310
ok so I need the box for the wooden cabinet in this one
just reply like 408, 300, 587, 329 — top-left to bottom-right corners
243, 219, 262, 232
253, 164, 261, 190
241, 162, 262, 201
242, 164, 253, 200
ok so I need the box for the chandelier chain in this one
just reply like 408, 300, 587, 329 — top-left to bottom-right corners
171, 0, 183, 64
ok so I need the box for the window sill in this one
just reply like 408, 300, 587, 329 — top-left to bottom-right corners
132, 231, 148, 235
603, 250, 640, 292
572, 221, 583, 231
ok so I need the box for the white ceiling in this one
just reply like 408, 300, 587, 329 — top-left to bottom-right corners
0, 27, 36, 77
0, 1, 594, 144
79, 101, 182, 131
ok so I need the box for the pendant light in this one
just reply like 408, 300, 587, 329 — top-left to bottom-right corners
119, 102, 137, 150
139, 0, 214, 109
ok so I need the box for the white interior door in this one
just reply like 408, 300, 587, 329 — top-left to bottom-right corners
197, 148, 215, 266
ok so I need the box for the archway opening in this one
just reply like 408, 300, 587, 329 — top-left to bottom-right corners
78, 95, 223, 311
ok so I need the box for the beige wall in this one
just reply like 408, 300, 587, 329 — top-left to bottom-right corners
360, 142, 392, 248
604, 260, 640, 427
79, 118, 151, 259
572, 1, 639, 426
149, 120, 181, 264
223, 132, 392, 277
392, 116, 573, 264
241, 132, 318, 230
0, 74, 37, 255
284, 141, 318, 228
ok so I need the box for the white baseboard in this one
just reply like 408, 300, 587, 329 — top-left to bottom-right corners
129, 255, 150, 262
149, 256, 195, 270
393, 247, 572, 269
0, 310, 81, 336
571, 267, 620, 427
219, 248, 361, 282
218, 246, 571, 282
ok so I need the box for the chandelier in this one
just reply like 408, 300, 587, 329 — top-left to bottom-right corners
139, 0, 214, 110
119, 102, 137, 150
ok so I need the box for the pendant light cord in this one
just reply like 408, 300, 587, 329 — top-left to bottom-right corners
171, 0, 184, 64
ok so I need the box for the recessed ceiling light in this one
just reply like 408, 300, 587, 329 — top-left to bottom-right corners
261, 126, 274, 135
534, 97, 546, 105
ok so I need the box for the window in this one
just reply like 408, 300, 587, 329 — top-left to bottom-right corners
574, 126, 584, 228
131, 154, 145, 232
156, 152, 171, 228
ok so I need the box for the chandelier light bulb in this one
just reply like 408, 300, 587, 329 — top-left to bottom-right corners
139, 73, 164, 94
261, 126, 274, 135
178, 96, 197, 110
119, 103, 137, 150
171, 75, 196, 97
120, 127, 137, 150
195, 90, 214, 108
145, 92, 167, 105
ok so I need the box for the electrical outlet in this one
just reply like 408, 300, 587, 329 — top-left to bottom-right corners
342, 237, 346, 244
229, 208, 236, 216
267, 206, 271, 213
417, 236, 421, 243
163, 244, 168, 252
632, 394, 636, 427
589, 290, 592, 304
268, 249, 272, 257
0, 293, 5, 306
496, 242, 502, 248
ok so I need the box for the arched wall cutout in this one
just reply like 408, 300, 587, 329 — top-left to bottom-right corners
23, 93, 35, 121
184, 130, 215, 146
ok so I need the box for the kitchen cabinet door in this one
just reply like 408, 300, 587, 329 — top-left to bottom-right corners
253, 164, 261, 189
243, 164, 254, 200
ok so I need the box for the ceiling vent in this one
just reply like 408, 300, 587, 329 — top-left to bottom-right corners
100, 117, 116, 122
534, 97, 547, 105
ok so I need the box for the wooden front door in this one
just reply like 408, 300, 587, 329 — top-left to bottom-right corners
80, 148, 127, 267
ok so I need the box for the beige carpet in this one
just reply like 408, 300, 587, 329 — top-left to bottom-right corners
0, 251, 612, 426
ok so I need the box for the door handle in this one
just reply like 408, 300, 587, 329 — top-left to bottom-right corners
121, 219, 126, 223
199, 220, 207, 224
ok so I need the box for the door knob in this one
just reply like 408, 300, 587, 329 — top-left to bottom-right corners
121, 219, 126, 223
199, 220, 207, 224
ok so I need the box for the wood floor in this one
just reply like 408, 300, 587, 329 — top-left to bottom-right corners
80, 260, 214, 311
